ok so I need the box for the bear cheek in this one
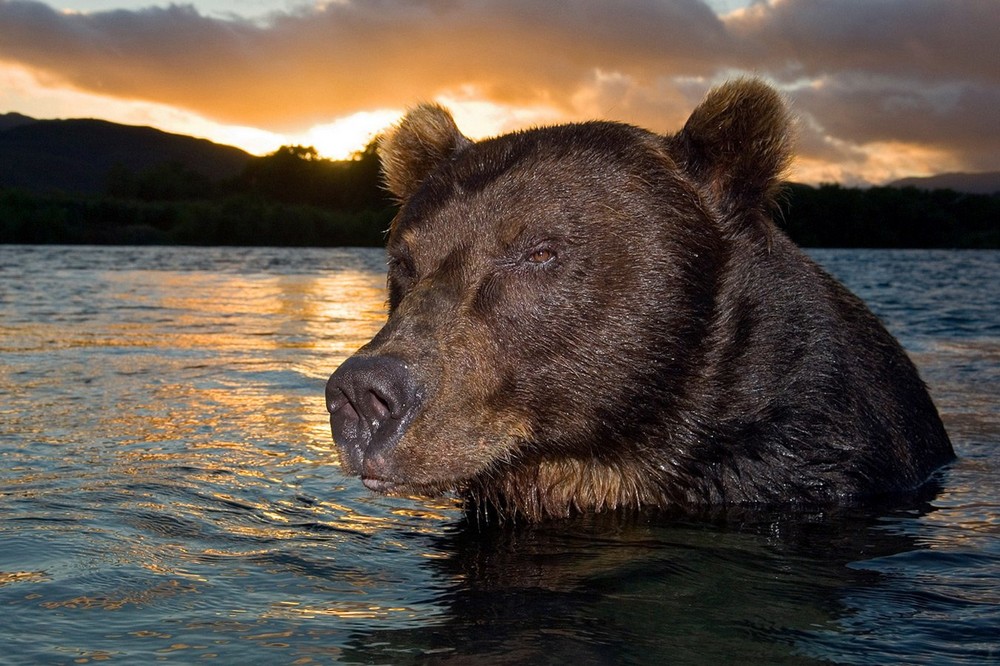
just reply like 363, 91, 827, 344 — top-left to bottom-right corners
386, 408, 526, 491
392, 354, 531, 489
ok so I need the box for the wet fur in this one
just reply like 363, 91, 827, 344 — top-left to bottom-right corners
337, 79, 953, 521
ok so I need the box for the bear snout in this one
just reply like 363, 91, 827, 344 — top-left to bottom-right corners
326, 355, 421, 485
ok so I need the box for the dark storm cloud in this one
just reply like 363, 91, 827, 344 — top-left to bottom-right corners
790, 76, 1000, 172
720, 0, 1000, 175
727, 0, 998, 85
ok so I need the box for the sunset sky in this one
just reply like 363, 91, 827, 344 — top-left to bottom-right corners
1, 0, 996, 185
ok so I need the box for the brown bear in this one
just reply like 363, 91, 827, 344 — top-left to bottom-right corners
326, 79, 954, 521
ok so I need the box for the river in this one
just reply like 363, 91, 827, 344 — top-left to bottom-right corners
1, 245, 997, 664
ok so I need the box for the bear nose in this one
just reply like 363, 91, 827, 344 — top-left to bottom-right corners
326, 355, 419, 479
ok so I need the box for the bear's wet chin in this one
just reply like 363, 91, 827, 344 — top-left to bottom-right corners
362, 477, 396, 493
360, 472, 461, 498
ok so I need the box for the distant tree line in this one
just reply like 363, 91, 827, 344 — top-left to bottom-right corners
1, 142, 394, 246
1, 143, 998, 248
104, 143, 389, 211
779, 183, 999, 249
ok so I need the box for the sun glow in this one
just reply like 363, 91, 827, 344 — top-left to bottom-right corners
433, 91, 563, 140
792, 141, 963, 187
293, 95, 564, 160
0, 59, 976, 182
0, 64, 397, 160
1, 64, 546, 162
0, 64, 287, 154
293, 109, 401, 159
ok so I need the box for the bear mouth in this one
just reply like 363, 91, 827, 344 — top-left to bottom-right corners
359, 472, 462, 499
362, 476, 397, 493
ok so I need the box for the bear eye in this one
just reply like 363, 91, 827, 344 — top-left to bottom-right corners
526, 248, 556, 265
388, 253, 416, 280
387, 252, 417, 310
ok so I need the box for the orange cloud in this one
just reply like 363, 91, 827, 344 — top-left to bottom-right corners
0, 0, 729, 129
0, 0, 997, 183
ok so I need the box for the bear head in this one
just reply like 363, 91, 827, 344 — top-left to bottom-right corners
326, 79, 793, 519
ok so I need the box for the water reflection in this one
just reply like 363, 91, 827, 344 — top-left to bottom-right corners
1, 247, 456, 660
332, 506, 942, 664
0, 246, 997, 664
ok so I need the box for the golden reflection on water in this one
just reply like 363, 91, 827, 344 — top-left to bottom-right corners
38, 579, 199, 611
2, 253, 467, 637
264, 599, 428, 622
0, 571, 50, 586
106, 267, 389, 372
81, 265, 390, 446
125, 263, 457, 618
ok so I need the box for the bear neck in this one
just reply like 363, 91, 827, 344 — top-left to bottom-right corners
464, 450, 702, 521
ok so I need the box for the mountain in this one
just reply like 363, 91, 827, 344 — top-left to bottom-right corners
0, 112, 36, 132
890, 172, 1000, 195
0, 114, 253, 194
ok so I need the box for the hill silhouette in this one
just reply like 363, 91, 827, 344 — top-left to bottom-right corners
0, 115, 396, 246
0, 112, 36, 132
0, 114, 252, 194
890, 172, 1000, 196
0, 113, 997, 248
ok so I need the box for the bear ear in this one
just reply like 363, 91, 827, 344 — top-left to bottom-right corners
672, 78, 793, 213
379, 103, 472, 201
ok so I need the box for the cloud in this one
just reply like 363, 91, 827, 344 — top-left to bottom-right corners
726, 0, 999, 86
0, 0, 729, 128
0, 0, 997, 181
723, 0, 1000, 180
790, 76, 1000, 174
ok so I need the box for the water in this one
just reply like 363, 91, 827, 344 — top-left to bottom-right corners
0, 245, 997, 664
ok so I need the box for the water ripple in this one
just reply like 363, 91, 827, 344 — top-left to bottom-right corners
1, 245, 997, 663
